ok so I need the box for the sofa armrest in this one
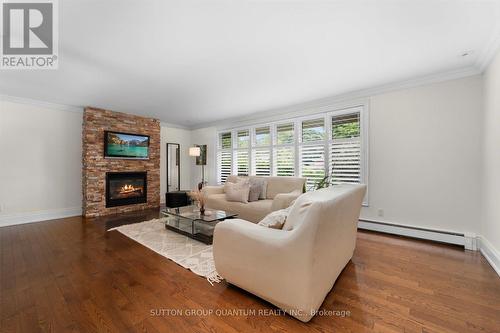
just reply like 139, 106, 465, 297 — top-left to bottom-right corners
213, 219, 299, 277
270, 190, 302, 211
213, 219, 315, 319
202, 185, 224, 196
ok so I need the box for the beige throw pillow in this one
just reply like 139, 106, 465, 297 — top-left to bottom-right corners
224, 182, 250, 203
258, 206, 292, 229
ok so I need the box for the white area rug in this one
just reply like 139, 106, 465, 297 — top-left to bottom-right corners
109, 218, 222, 285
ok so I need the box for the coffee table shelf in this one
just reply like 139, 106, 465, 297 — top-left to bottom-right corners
161, 205, 237, 244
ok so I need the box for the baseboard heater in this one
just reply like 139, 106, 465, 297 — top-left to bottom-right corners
357, 219, 472, 249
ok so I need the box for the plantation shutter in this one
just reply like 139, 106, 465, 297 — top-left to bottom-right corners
329, 112, 361, 184
217, 132, 232, 183
235, 150, 249, 176
274, 147, 295, 176
300, 145, 325, 191
217, 151, 232, 183
253, 149, 271, 176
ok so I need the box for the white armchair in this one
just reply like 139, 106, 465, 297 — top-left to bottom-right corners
213, 184, 366, 322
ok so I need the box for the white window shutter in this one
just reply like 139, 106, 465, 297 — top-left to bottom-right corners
300, 145, 325, 191
274, 147, 295, 176
235, 150, 249, 176
329, 112, 361, 185
217, 150, 232, 184
253, 148, 271, 176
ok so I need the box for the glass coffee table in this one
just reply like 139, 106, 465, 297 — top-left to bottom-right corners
161, 205, 237, 244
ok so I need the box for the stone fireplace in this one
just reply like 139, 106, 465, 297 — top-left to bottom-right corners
106, 172, 147, 208
82, 107, 160, 218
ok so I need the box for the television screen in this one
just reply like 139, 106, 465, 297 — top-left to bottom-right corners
104, 131, 150, 159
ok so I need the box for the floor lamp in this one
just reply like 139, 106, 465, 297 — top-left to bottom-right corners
189, 146, 205, 190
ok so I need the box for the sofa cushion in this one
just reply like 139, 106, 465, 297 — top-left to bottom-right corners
224, 182, 250, 203
205, 194, 273, 223
266, 177, 306, 199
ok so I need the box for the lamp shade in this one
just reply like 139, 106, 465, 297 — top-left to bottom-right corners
189, 146, 201, 157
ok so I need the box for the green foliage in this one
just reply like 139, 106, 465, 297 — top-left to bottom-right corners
302, 127, 325, 142
333, 121, 360, 139
277, 131, 294, 144
314, 174, 332, 190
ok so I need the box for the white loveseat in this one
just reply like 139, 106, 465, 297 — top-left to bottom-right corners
213, 184, 366, 322
202, 175, 306, 223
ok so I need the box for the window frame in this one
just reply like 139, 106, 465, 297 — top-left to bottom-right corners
216, 104, 369, 205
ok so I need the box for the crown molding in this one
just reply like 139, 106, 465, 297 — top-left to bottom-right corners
190, 66, 481, 130
476, 21, 500, 73
1, 65, 482, 130
160, 121, 191, 130
476, 34, 500, 72
0, 94, 83, 113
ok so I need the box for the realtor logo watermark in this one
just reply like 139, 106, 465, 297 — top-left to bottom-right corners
0, 0, 58, 69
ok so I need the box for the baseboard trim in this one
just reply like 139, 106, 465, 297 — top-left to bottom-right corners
478, 236, 500, 278
358, 219, 466, 247
0, 207, 82, 227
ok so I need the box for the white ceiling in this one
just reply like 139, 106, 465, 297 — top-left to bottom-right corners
1, 0, 499, 127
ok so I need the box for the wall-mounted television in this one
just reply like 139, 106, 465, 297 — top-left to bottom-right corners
104, 131, 150, 159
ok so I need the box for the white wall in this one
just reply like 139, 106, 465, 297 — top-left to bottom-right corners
481, 48, 500, 260
0, 99, 83, 226
192, 76, 484, 235
160, 125, 192, 200
189, 127, 217, 189
362, 76, 483, 234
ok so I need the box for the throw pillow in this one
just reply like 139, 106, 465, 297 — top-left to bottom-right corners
224, 182, 250, 203
248, 183, 262, 202
249, 178, 267, 200
258, 206, 292, 229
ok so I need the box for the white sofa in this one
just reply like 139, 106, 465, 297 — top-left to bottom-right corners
202, 175, 306, 223
213, 184, 366, 322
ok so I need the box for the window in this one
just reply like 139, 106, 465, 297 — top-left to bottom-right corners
330, 113, 361, 184
237, 130, 249, 148
276, 123, 294, 145
274, 123, 295, 176
251, 127, 271, 175
217, 132, 232, 183
220, 132, 232, 149
300, 144, 325, 190
274, 147, 295, 176
235, 150, 249, 176
255, 126, 271, 146
235, 130, 250, 175
302, 118, 325, 142
253, 149, 271, 176
216, 105, 367, 203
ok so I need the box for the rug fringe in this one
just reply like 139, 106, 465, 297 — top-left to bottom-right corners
206, 271, 224, 286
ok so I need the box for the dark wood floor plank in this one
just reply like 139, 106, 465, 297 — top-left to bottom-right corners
1, 208, 499, 333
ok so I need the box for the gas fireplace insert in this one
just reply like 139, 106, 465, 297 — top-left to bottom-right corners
106, 172, 147, 208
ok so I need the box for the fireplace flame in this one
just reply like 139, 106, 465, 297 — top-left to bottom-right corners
120, 184, 140, 194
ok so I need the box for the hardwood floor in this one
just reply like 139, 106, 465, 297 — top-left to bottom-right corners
1, 208, 499, 333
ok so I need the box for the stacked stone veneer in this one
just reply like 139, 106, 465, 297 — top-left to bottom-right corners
82, 107, 160, 217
